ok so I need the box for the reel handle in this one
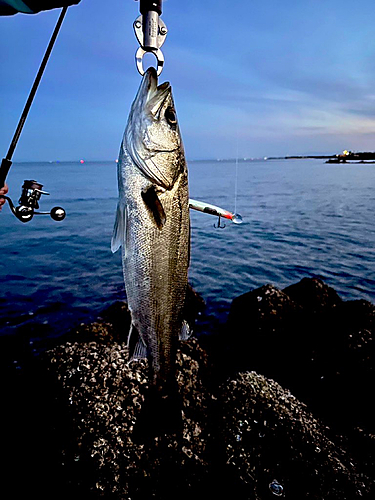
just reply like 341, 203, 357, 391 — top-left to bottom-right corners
49, 206, 66, 221
34, 206, 66, 221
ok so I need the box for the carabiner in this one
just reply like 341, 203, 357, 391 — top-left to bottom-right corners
133, 3, 168, 76
135, 46, 164, 77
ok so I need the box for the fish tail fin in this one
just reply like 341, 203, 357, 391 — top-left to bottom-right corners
132, 381, 183, 443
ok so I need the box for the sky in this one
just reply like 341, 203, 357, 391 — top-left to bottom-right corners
1, 0, 375, 161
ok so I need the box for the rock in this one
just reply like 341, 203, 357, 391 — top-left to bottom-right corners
4, 325, 373, 499
283, 277, 342, 313
95, 301, 131, 343
223, 277, 375, 480
2, 278, 374, 498
223, 283, 304, 385
215, 371, 370, 499
34, 335, 213, 499
5, 331, 371, 499
230, 283, 302, 333
182, 284, 206, 331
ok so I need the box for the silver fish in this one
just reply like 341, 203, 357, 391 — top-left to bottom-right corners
111, 68, 190, 433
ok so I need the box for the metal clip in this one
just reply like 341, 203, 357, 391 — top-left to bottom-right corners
135, 46, 164, 77
133, 14, 168, 76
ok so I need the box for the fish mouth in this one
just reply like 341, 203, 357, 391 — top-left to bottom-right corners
136, 67, 171, 112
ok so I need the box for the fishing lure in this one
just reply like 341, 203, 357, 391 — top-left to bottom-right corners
189, 198, 243, 228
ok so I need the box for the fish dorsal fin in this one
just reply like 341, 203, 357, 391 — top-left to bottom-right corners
111, 203, 129, 255
128, 323, 148, 361
141, 185, 166, 229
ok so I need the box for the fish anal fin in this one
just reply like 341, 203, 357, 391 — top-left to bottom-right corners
127, 323, 147, 361
133, 339, 148, 360
141, 185, 166, 229
179, 320, 191, 341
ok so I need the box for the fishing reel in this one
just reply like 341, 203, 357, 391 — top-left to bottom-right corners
0, 179, 66, 223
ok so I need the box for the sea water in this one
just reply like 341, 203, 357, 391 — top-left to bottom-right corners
0, 159, 374, 341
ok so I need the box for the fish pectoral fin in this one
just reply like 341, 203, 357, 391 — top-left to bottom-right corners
111, 203, 127, 254
128, 323, 148, 361
141, 185, 166, 229
179, 320, 192, 341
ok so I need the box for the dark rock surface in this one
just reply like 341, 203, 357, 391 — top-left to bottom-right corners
217, 372, 368, 499
2, 278, 374, 499
224, 279, 375, 434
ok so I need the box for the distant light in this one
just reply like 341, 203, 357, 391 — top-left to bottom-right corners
115, 159, 119, 163
80, 159, 85, 164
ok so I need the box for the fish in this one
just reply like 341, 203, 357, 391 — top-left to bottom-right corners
111, 67, 190, 438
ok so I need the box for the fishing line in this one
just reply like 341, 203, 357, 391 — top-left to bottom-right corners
234, 123, 239, 215
228, 112, 243, 225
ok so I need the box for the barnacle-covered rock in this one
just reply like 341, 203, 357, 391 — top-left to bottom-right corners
223, 278, 375, 438
215, 371, 369, 499
3, 279, 375, 499
45, 334, 211, 499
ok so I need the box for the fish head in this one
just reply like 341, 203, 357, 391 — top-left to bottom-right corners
125, 67, 185, 190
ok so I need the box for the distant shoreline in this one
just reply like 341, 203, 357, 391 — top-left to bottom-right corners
11, 157, 320, 165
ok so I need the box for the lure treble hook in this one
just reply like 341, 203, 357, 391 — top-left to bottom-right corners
214, 215, 226, 229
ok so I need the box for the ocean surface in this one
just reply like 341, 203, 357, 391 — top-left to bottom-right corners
0, 159, 374, 345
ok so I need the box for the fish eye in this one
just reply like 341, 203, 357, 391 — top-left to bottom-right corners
165, 107, 177, 126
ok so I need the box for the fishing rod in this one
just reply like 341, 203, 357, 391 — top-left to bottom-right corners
0, 7, 67, 223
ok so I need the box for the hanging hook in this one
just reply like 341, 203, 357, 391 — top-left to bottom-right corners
214, 215, 226, 229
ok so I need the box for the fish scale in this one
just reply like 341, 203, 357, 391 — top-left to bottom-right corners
112, 68, 190, 435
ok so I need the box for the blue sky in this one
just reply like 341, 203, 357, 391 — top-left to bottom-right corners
1, 0, 375, 161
